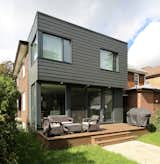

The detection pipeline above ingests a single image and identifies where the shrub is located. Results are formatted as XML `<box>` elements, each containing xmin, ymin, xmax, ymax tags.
<box><xmin>146</xmin><ymin>123</ymin><xmax>156</xmax><ymax>132</ymax></box>
<box><xmin>0</xmin><ymin>75</ymin><xmax>19</xmax><ymax>163</ymax></box>
<box><xmin>150</xmin><ymin>109</ymin><xmax>160</xmax><ymax>132</ymax></box>
<box><xmin>15</xmin><ymin>131</ymin><xmax>46</xmax><ymax>164</ymax></box>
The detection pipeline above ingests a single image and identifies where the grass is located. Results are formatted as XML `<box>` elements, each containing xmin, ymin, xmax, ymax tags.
<box><xmin>138</xmin><ymin>132</ymin><xmax>160</xmax><ymax>147</ymax></box>
<box><xmin>15</xmin><ymin>131</ymin><xmax>137</xmax><ymax>164</ymax></box>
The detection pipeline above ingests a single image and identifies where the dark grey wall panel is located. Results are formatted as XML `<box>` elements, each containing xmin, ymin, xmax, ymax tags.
<box><xmin>113</xmin><ymin>88</ymin><xmax>123</xmax><ymax>123</ymax></box>
<box><xmin>37</xmin><ymin>12</ymin><xmax>127</xmax><ymax>88</ymax></box>
<box><xmin>27</xmin><ymin>14</ymin><xmax>38</xmax><ymax>126</ymax></box>
<box><xmin>29</xmin><ymin>60</ymin><xmax>38</xmax><ymax>85</ymax></box>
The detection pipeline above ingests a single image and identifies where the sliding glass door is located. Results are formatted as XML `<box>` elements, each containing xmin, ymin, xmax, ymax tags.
<box><xmin>41</xmin><ymin>84</ymin><xmax>65</xmax><ymax>118</ymax></box>
<box><xmin>88</xmin><ymin>88</ymin><xmax>113</xmax><ymax>123</ymax></box>
<box><xmin>103</xmin><ymin>89</ymin><xmax>113</xmax><ymax>122</ymax></box>
<box><xmin>40</xmin><ymin>83</ymin><xmax>113</xmax><ymax>123</ymax></box>
<box><xmin>71</xmin><ymin>86</ymin><xmax>86</xmax><ymax>122</ymax></box>
<box><xmin>88</xmin><ymin>88</ymin><xmax>101</xmax><ymax>117</ymax></box>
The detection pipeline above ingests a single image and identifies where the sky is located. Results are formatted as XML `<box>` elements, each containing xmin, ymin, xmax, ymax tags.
<box><xmin>0</xmin><ymin>0</ymin><xmax>160</xmax><ymax>68</ymax></box>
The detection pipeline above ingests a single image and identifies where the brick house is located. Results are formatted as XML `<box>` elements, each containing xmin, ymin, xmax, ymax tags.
<box><xmin>14</xmin><ymin>41</ymin><xmax>29</xmax><ymax>128</ymax></box>
<box><xmin>128</xmin><ymin>66</ymin><xmax>145</xmax><ymax>88</ymax></box>
<box><xmin>125</xmin><ymin>66</ymin><xmax>160</xmax><ymax>114</ymax></box>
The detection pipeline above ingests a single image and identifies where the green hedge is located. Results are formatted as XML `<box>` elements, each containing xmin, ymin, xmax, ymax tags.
<box><xmin>0</xmin><ymin>75</ymin><xmax>19</xmax><ymax>163</ymax></box>
<box><xmin>149</xmin><ymin>109</ymin><xmax>160</xmax><ymax>132</ymax></box>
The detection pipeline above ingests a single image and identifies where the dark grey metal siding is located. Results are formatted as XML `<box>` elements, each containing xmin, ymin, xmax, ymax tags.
<box><xmin>36</xmin><ymin>12</ymin><xmax>127</xmax><ymax>88</ymax></box>
<box><xmin>113</xmin><ymin>88</ymin><xmax>123</xmax><ymax>123</ymax></box>
<box><xmin>27</xmin><ymin>14</ymin><xmax>38</xmax><ymax>126</ymax></box>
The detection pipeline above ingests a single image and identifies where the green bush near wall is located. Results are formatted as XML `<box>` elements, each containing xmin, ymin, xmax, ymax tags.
<box><xmin>0</xmin><ymin>75</ymin><xmax>19</xmax><ymax>164</ymax></box>
<box><xmin>149</xmin><ymin>109</ymin><xmax>160</xmax><ymax>132</ymax></box>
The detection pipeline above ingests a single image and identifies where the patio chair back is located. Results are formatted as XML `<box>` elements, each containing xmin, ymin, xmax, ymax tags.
<box><xmin>48</xmin><ymin>115</ymin><xmax>73</xmax><ymax>123</ymax></box>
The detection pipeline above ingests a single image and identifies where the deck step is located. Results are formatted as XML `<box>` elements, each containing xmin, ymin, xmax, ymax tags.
<box><xmin>91</xmin><ymin>131</ymin><xmax>133</xmax><ymax>144</ymax></box>
<box><xmin>92</xmin><ymin>131</ymin><xmax>131</xmax><ymax>140</ymax></box>
<box><xmin>96</xmin><ymin>135</ymin><xmax>137</xmax><ymax>146</ymax></box>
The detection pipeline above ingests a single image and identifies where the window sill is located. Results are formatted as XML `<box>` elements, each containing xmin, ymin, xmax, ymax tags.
<box><xmin>40</xmin><ymin>57</ymin><xmax>72</xmax><ymax>65</ymax></box>
<box><xmin>100</xmin><ymin>68</ymin><xmax>120</xmax><ymax>73</ymax></box>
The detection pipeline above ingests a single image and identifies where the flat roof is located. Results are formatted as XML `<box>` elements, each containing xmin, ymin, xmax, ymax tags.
<box><xmin>37</xmin><ymin>11</ymin><xmax>127</xmax><ymax>45</ymax></box>
<box><xmin>126</xmin><ymin>84</ymin><xmax>160</xmax><ymax>91</ymax></box>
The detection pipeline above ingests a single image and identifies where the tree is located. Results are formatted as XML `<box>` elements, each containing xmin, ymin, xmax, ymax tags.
<box><xmin>0</xmin><ymin>61</ymin><xmax>13</xmax><ymax>76</ymax></box>
<box><xmin>0</xmin><ymin>75</ymin><xmax>20</xmax><ymax>163</ymax></box>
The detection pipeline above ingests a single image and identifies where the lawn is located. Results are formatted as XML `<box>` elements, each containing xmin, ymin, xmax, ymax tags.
<box><xmin>138</xmin><ymin>132</ymin><xmax>160</xmax><ymax>147</ymax></box>
<box><xmin>15</xmin><ymin>132</ymin><xmax>137</xmax><ymax>164</ymax></box>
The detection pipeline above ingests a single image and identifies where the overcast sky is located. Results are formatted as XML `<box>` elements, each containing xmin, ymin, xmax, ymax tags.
<box><xmin>0</xmin><ymin>0</ymin><xmax>160</xmax><ymax>68</ymax></box>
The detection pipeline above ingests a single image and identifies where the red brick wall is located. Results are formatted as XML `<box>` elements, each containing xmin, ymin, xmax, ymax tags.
<box><xmin>127</xmin><ymin>90</ymin><xmax>137</xmax><ymax>110</ymax></box>
<box><xmin>126</xmin><ymin>89</ymin><xmax>160</xmax><ymax>113</ymax></box>
<box><xmin>17</xmin><ymin>55</ymin><xmax>29</xmax><ymax>127</ymax></box>
<box><xmin>138</xmin><ymin>90</ymin><xmax>154</xmax><ymax>112</ymax></box>
<box><xmin>154</xmin><ymin>92</ymin><xmax>160</xmax><ymax>111</ymax></box>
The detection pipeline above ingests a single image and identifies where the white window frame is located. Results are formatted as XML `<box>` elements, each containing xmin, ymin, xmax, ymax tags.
<box><xmin>22</xmin><ymin>92</ymin><xmax>26</xmax><ymax>111</ymax></box>
<box><xmin>134</xmin><ymin>73</ymin><xmax>139</xmax><ymax>86</ymax></box>
<box><xmin>22</xmin><ymin>65</ymin><xmax>25</xmax><ymax>78</ymax></box>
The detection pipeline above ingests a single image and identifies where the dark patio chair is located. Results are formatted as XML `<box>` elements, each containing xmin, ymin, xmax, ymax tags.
<box><xmin>42</xmin><ymin>115</ymin><xmax>81</xmax><ymax>136</ymax></box>
<box><xmin>82</xmin><ymin>115</ymin><xmax>100</xmax><ymax>132</ymax></box>
<box><xmin>42</xmin><ymin>116</ymin><xmax>64</xmax><ymax>137</ymax></box>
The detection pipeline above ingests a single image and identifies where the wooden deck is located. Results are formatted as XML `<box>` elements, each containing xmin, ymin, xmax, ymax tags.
<box><xmin>37</xmin><ymin>123</ymin><xmax>148</xmax><ymax>149</ymax></box>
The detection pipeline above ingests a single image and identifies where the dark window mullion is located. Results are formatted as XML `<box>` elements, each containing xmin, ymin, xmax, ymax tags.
<box><xmin>113</xmin><ymin>54</ymin><xmax>116</xmax><ymax>71</ymax></box>
<box><xmin>62</xmin><ymin>38</ymin><xmax>64</xmax><ymax>62</ymax></box>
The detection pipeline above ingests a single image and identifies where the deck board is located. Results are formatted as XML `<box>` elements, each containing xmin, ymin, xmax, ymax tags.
<box><xmin>37</xmin><ymin>123</ymin><xmax>148</xmax><ymax>149</ymax></box>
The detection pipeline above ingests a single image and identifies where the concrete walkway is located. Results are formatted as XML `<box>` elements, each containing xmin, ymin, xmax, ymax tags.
<box><xmin>104</xmin><ymin>141</ymin><xmax>160</xmax><ymax>164</ymax></box>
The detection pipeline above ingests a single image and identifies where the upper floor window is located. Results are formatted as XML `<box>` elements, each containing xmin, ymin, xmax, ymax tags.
<box><xmin>43</xmin><ymin>33</ymin><xmax>72</xmax><ymax>63</ymax></box>
<box><xmin>134</xmin><ymin>73</ymin><xmax>139</xmax><ymax>86</ymax></box>
<box><xmin>100</xmin><ymin>49</ymin><xmax>119</xmax><ymax>72</ymax></box>
<box><xmin>22</xmin><ymin>65</ymin><xmax>25</xmax><ymax>78</ymax></box>
<box><xmin>31</xmin><ymin>35</ymin><xmax>38</xmax><ymax>64</ymax></box>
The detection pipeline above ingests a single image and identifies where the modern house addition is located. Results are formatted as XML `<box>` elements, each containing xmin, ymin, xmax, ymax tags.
<box><xmin>13</xmin><ymin>12</ymin><xmax>127</xmax><ymax>130</ymax></box>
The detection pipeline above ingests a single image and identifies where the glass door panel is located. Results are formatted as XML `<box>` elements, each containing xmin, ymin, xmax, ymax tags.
<box><xmin>104</xmin><ymin>89</ymin><xmax>113</xmax><ymax>122</ymax></box>
<box><xmin>41</xmin><ymin>84</ymin><xmax>65</xmax><ymax>118</ymax></box>
<box><xmin>71</xmin><ymin>87</ymin><xmax>86</xmax><ymax>123</ymax></box>
<box><xmin>88</xmin><ymin>88</ymin><xmax>101</xmax><ymax>117</ymax></box>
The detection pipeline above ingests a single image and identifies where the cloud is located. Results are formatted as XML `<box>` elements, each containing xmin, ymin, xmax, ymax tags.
<box><xmin>128</xmin><ymin>21</ymin><xmax>160</xmax><ymax>68</ymax></box>
<box><xmin>0</xmin><ymin>49</ymin><xmax>16</xmax><ymax>62</ymax></box>
<box><xmin>1</xmin><ymin>0</ymin><xmax>160</xmax><ymax>65</ymax></box>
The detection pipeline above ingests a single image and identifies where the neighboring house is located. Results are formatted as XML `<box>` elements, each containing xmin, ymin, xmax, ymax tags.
<box><xmin>128</xmin><ymin>66</ymin><xmax>145</xmax><ymax>88</ymax></box>
<box><xmin>13</xmin><ymin>12</ymin><xmax>127</xmax><ymax>129</ymax></box>
<box><xmin>14</xmin><ymin>41</ymin><xmax>29</xmax><ymax>128</ymax></box>
<box><xmin>143</xmin><ymin>66</ymin><xmax>160</xmax><ymax>89</ymax></box>
<box><xmin>125</xmin><ymin>66</ymin><xmax>160</xmax><ymax>114</ymax></box>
